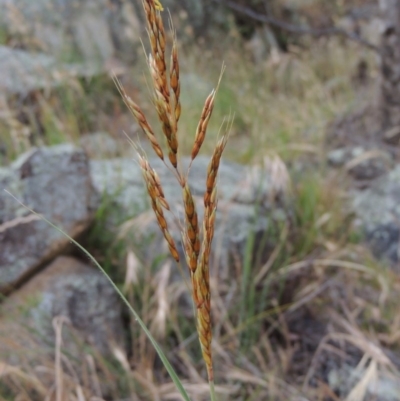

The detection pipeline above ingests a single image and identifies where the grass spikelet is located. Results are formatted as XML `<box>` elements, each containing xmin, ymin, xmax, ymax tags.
<box><xmin>193</xmin><ymin>188</ymin><xmax>218</xmax><ymax>385</ymax></box>
<box><xmin>191</xmin><ymin>89</ymin><xmax>216</xmax><ymax>161</ymax></box>
<box><xmin>191</xmin><ymin>66</ymin><xmax>225</xmax><ymax>162</ymax></box>
<box><xmin>138</xmin><ymin>155</ymin><xmax>179</xmax><ymax>262</ymax></box>
<box><xmin>149</xmin><ymin>53</ymin><xmax>170</xmax><ymax>117</ymax></box>
<box><xmin>113</xmin><ymin>77</ymin><xmax>164</xmax><ymax>160</ymax></box>
<box><xmin>148</xmin><ymin>54</ymin><xmax>178</xmax><ymax>168</ymax></box>
<box><xmin>182</xmin><ymin>232</ymin><xmax>196</xmax><ymax>275</ymax></box>
<box><xmin>143</xmin><ymin>0</ymin><xmax>168</xmax><ymax>101</ymax></box>
<box><xmin>152</xmin><ymin>169</ymin><xmax>170</xmax><ymax>210</ymax></box>
<box><xmin>170</xmin><ymin>37</ymin><xmax>181</xmax><ymax>122</ymax></box>
<box><xmin>192</xmin><ymin>121</ymin><xmax>232</xmax><ymax>385</ymax></box>
<box><xmin>191</xmin><ymin>125</ymin><xmax>231</xmax><ymax>385</ymax></box>
<box><xmin>193</xmin><ymin>254</ymin><xmax>213</xmax><ymax>382</ymax></box>
<box><xmin>182</xmin><ymin>182</ymin><xmax>200</xmax><ymax>273</ymax></box>
<box><xmin>204</xmin><ymin>188</ymin><xmax>217</xmax><ymax>244</ymax></box>
<box><xmin>204</xmin><ymin>132</ymin><xmax>229</xmax><ymax>207</ymax></box>
<box><xmin>138</xmin><ymin>155</ymin><xmax>170</xmax><ymax>210</ymax></box>
<box><xmin>143</xmin><ymin>0</ymin><xmax>180</xmax><ymax>169</ymax></box>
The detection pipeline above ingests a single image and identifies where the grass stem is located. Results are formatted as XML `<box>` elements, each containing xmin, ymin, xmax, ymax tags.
<box><xmin>209</xmin><ymin>380</ymin><xmax>217</xmax><ymax>401</ymax></box>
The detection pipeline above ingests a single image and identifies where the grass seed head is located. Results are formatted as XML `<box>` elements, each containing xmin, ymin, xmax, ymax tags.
<box><xmin>139</xmin><ymin>156</ymin><xmax>170</xmax><ymax>211</ymax></box>
<box><xmin>137</xmin><ymin>155</ymin><xmax>179</xmax><ymax>262</ymax></box>
<box><xmin>182</xmin><ymin>183</ymin><xmax>200</xmax><ymax>273</ymax></box>
<box><xmin>191</xmin><ymin>90</ymin><xmax>216</xmax><ymax>161</ymax></box>
<box><xmin>204</xmin><ymin>135</ymin><xmax>228</xmax><ymax>207</ymax></box>
<box><xmin>144</xmin><ymin>0</ymin><xmax>180</xmax><ymax>170</ymax></box>
<box><xmin>193</xmin><ymin>260</ymin><xmax>213</xmax><ymax>381</ymax></box>
<box><xmin>150</xmin><ymin>199</ymin><xmax>179</xmax><ymax>262</ymax></box>
<box><xmin>118</xmin><ymin>0</ymin><xmax>229</xmax><ymax>386</ymax></box>
<box><xmin>152</xmin><ymin>169</ymin><xmax>170</xmax><ymax>210</ymax></box>
<box><xmin>113</xmin><ymin>78</ymin><xmax>164</xmax><ymax>160</ymax></box>
<box><xmin>170</xmin><ymin>41</ymin><xmax>181</xmax><ymax>122</ymax></box>
<box><xmin>183</xmin><ymin>233</ymin><xmax>196</xmax><ymax>273</ymax></box>
<box><xmin>164</xmin><ymin>231</ymin><xmax>180</xmax><ymax>262</ymax></box>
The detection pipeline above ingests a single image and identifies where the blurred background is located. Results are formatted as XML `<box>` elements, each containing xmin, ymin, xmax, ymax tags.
<box><xmin>0</xmin><ymin>0</ymin><xmax>382</xmax><ymax>163</ymax></box>
<box><xmin>1</xmin><ymin>0</ymin><xmax>400</xmax><ymax>400</ymax></box>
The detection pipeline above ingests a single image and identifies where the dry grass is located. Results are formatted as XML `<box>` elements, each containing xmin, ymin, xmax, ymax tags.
<box><xmin>3</xmin><ymin>243</ymin><xmax>400</xmax><ymax>400</ymax></box>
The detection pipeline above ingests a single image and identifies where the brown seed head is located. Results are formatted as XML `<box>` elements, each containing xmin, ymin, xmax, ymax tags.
<box><xmin>149</xmin><ymin>56</ymin><xmax>178</xmax><ymax>168</ymax></box>
<box><xmin>204</xmin><ymin>135</ymin><xmax>228</xmax><ymax>207</ymax></box>
<box><xmin>182</xmin><ymin>183</ymin><xmax>200</xmax><ymax>273</ymax></box>
<box><xmin>191</xmin><ymin>90</ymin><xmax>216</xmax><ymax>161</ymax></box>
<box><xmin>191</xmin><ymin>65</ymin><xmax>225</xmax><ymax>163</ymax></box>
<box><xmin>164</xmin><ymin>231</ymin><xmax>180</xmax><ymax>262</ymax></box>
<box><xmin>170</xmin><ymin>40</ymin><xmax>181</xmax><ymax>122</ymax></box>
<box><xmin>144</xmin><ymin>1</ymin><xmax>173</xmax><ymax>151</ymax></box>
<box><xmin>139</xmin><ymin>156</ymin><xmax>170</xmax><ymax>210</ymax></box>
<box><xmin>183</xmin><ymin>233</ymin><xmax>196</xmax><ymax>273</ymax></box>
<box><xmin>150</xmin><ymin>199</ymin><xmax>179</xmax><ymax>262</ymax></box>
<box><xmin>113</xmin><ymin>78</ymin><xmax>164</xmax><ymax>160</ymax></box>
<box><xmin>193</xmin><ymin>258</ymin><xmax>213</xmax><ymax>381</ymax></box>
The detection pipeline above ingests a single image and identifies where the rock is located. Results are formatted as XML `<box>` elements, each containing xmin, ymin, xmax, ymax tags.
<box><xmin>0</xmin><ymin>144</ymin><xmax>99</xmax><ymax>292</ymax></box>
<box><xmin>337</xmin><ymin>4</ymin><xmax>381</xmax><ymax>47</ymax></box>
<box><xmin>79</xmin><ymin>132</ymin><xmax>120</xmax><ymax>159</ymax></box>
<box><xmin>383</xmin><ymin>125</ymin><xmax>400</xmax><ymax>145</ymax></box>
<box><xmin>70</xmin><ymin>3</ymin><xmax>114</xmax><ymax>64</ymax></box>
<box><xmin>327</xmin><ymin>146</ymin><xmax>392</xmax><ymax>180</ymax></box>
<box><xmin>328</xmin><ymin>363</ymin><xmax>400</xmax><ymax>401</ymax></box>
<box><xmin>326</xmin><ymin>103</ymin><xmax>381</xmax><ymax>149</ymax></box>
<box><xmin>327</xmin><ymin>147</ymin><xmax>350</xmax><ymax>167</ymax></box>
<box><xmin>0</xmin><ymin>45</ymin><xmax>104</xmax><ymax>96</ymax></box>
<box><xmin>0</xmin><ymin>256</ymin><xmax>125</xmax><ymax>362</ymax></box>
<box><xmin>0</xmin><ymin>0</ymin><xmax>141</xmax><ymax>64</ymax></box>
<box><xmin>89</xmin><ymin>156</ymin><xmax>290</xmax><ymax>275</ymax></box>
<box><xmin>352</xmin><ymin>165</ymin><xmax>400</xmax><ymax>266</ymax></box>
<box><xmin>161</xmin><ymin>0</ymin><xmax>227</xmax><ymax>38</ymax></box>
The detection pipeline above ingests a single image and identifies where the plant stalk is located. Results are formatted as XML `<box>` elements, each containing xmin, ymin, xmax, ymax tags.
<box><xmin>209</xmin><ymin>380</ymin><xmax>217</xmax><ymax>401</ymax></box>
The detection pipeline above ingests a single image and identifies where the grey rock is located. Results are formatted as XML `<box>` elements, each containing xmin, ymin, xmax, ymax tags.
<box><xmin>352</xmin><ymin>165</ymin><xmax>400</xmax><ymax>266</ymax></box>
<box><xmin>0</xmin><ymin>45</ymin><xmax>104</xmax><ymax>96</ymax></box>
<box><xmin>71</xmin><ymin>4</ymin><xmax>114</xmax><ymax>64</ymax></box>
<box><xmin>161</xmin><ymin>0</ymin><xmax>227</xmax><ymax>38</ymax></box>
<box><xmin>0</xmin><ymin>45</ymin><xmax>65</xmax><ymax>95</ymax></box>
<box><xmin>327</xmin><ymin>147</ymin><xmax>352</xmax><ymax>167</ymax></box>
<box><xmin>0</xmin><ymin>144</ymin><xmax>99</xmax><ymax>291</ymax></box>
<box><xmin>327</xmin><ymin>146</ymin><xmax>392</xmax><ymax>180</ymax></box>
<box><xmin>0</xmin><ymin>256</ymin><xmax>125</xmax><ymax>359</ymax></box>
<box><xmin>79</xmin><ymin>132</ymin><xmax>120</xmax><ymax>159</ymax></box>
<box><xmin>328</xmin><ymin>363</ymin><xmax>400</xmax><ymax>401</ymax></box>
<box><xmin>90</xmin><ymin>156</ymin><xmax>289</xmax><ymax>274</ymax></box>
<box><xmin>338</xmin><ymin>7</ymin><xmax>382</xmax><ymax>47</ymax></box>
<box><xmin>0</xmin><ymin>0</ymin><xmax>140</xmax><ymax>64</ymax></box>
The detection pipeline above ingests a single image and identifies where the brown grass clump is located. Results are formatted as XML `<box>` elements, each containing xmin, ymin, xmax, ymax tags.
<box><xmin>115</xmin><ymin>0</ymin><xmax>229</xmax><ymax>388</ymax></box>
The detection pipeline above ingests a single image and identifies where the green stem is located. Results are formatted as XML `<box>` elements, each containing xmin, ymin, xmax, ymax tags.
<box><xmin>209</xmin><ymin>381</ymin><xmax>217</xmax><ymax>401</ymax></box>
